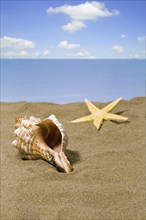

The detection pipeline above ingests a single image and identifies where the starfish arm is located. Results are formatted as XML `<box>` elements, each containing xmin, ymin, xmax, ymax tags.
<box><xmin>104</xmin><ymin>113</ymin><xmax>128</xmax><ymax>121</ymax></box>
<box><xmin>102</xmin><ymin>97</ymin><xmax>122</xmax><ymax>113</ymax></box>
<box><xmin>93</xmin><ymin>116</ymin><xmax>104</xmax><ymax>130</ymax></box>
<box><xmin>85</xmin><ymin>98</ymin><xmax>100</xmax><ymax>114</ymax></box>
<box><xmin>70</xmin><ymin>114</ymin><xmax>93</xmax><ymax>123</ymax></box>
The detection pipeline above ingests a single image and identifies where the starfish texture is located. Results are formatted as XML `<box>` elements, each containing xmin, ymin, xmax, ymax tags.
<box><xmin>70</xmin><ymin>97</ymin><xmax>128</xmax><ymax>130</ymax></box>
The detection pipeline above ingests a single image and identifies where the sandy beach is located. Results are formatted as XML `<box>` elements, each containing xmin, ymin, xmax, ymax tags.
<box><xmin>1</xmin><ymin>97</ymin><xmax>145</xmax><ymax>220</ymax></box>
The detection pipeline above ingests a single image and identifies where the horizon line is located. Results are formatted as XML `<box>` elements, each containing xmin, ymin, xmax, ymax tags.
<box><xmin>1</xmin><ymin>58</ymin><xmax>146</xmax><ymax>60</ymax></box>
<box><xmin>1</xmin><ymin>96</ymin><xmax>145</xmax><ymax>105</ymax></box>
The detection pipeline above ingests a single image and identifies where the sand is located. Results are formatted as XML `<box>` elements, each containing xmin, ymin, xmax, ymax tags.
<box><xmin>1</xmin><ymin>97</ymin><xmax>145</xmax><ymax>220</ymax></box>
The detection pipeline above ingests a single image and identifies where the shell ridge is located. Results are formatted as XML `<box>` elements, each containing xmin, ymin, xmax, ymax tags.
<box><xmin>48</xmin><ymin>115</ymin><xmax>68</xmax><ymax>149</ymax></box>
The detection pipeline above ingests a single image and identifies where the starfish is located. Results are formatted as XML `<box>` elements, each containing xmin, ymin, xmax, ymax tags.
<box><xmin>70</xmin><ymin>97</ymin><xmax>128</xmax><ymax>130</ymax></box>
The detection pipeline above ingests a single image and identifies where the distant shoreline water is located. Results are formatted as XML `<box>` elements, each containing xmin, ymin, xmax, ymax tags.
<box><xmin>1</xmin><ymin>59</ymin><xmax>145</xmax><ymax>104</ymax></box>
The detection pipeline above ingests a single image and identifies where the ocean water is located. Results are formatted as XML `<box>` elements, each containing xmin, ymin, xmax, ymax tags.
<box><xmin>1</xmin><ymin>59</ymin><xmax>145</xmax><ymax>103</ymax></box>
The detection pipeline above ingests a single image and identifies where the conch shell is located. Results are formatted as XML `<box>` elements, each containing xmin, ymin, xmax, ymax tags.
<box><xmin>12</xmin><ymin>114</ymin><xmax>73</xmax><ymax>173</ymax></box>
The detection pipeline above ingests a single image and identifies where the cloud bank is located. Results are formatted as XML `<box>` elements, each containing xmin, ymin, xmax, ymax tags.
<box><xmin>0</xmin><ymin>36</ymin><xmax>50</xmax><ymax>59</ymax></box>
<box><xmin>0</xmin><ymin>36</ymin><xmax>35</xmax><ymax>49</ymax></box>
<box><xmin>66</xmin><ymin>50</ymin><xmax>96</xmax><ymax>59</ymax></box>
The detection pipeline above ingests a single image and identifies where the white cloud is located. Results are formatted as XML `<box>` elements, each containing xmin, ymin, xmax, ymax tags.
<box><xmin>138</xmin><ymin>36</ymin><xmax>146</xmax><ymax>42</ymax></box>
<box><xmin>47</xmin><ymin>1</ymin><xmax>119</xmax><ymax>32</ymax></box>
<box><xmin>67</xmin><ymin>50</ymin><xmax>96</xmax><ymax>59</ymax></box>
<box><xmin>47</xmin><ymin>1</ymin><xmax>119</xmax><ymax>21</ymax></box>
<box><xmin>42</xmin><ymin>50</ymin><xmax>49</xmax><ymax>56</ymax></box>
<box><xmin>58</xmin><ymin>40</ymin><xmax>80</xmax><ymax>49</ymax></box>
<box><xmin>0</xmin><ymin>36</ymin><xmax>51</xmax><ymax>58</ymax></box>
<box><xmin>112</xmin><ymin>45</ymin><xmax>124</xmax><ymax>53</ymax></box>
<box><xmin>62</xmin><ymin>20</ymin><xmax>86</xmax><ymax>33</ymax></box>
<box><xmin>1</xmin><ymin>50</ymin><xmax>40</xmax><ymax>59</ymax></box>
<box><xmin>75</xmin><ymin>50</ymin><xmax>91</xmax><ymax>57</ymax></box>
<box><xmin>121</xmin><ymin>34</ymin><xmax>127</xmax><ymax>38</ymax></box>
<box><xmin>0</xmin><ymin>36</ymin><xmax>35</xmax><ymax>49</ymax></box>
<box><xmin>129</xmin><ymin>54</ymin><xmax>140</xmax><ymax>59</ymax></box>
<box><xmin>1</xmin><ymin>50</ymin><xmax>50</xmax><ymax>59</ymax></box>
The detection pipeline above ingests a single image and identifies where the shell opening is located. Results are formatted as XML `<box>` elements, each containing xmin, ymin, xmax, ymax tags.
<box><xmin>36</xmin><ymin>119</ymin><xmax>62</xmax><ymax>153</ymax></box>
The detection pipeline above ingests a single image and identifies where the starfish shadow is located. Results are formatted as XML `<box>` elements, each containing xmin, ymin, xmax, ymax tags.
<box><xmin>111</xmin><ymin>120</ymin><xmax>130</xmax><ymax>124</ymax></box>
<box><xmin>112</xmin><ymin>110</ymin><xmax>130</xmax><ymax>124</ymax></box>
<box><xmin>115</xmin><ymin>109</ymin><xmax>129</xmax><ymax>115</ymax></box>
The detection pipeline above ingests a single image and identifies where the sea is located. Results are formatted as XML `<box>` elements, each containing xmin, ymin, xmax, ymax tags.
<box><xmin>1</xmin><ymin>59</ymin><xmax>145</xmax><ymax>104</ymax></box>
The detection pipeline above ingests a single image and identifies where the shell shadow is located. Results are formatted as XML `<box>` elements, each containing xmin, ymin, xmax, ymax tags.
<box><xmin>65</xmin><ymin>149</ymin><xmax>81</xmax><ymax>165</ymax></box>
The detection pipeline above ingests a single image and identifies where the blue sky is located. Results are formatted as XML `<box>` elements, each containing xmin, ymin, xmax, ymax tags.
<box><xmin>0</xmin><ymin>0</ymin><xmax>146</xmax><ymax>59</ymax></box>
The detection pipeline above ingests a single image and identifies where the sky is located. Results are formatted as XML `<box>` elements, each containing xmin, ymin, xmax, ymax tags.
<box><xmin>0</xmin><ymin>0</ymin><xmax>146</xmax><ymax>59</ymax></box>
